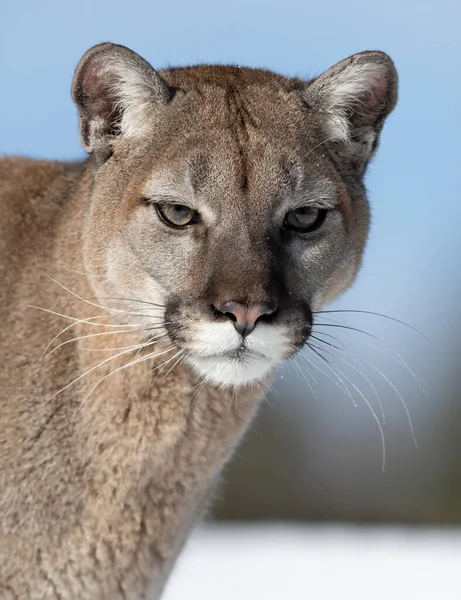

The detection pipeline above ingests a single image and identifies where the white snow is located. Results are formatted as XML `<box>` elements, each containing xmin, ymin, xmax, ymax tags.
<box><xmin>163</xmin><ymin>523</ymin><xmax>461</xmax><ymax>599</ymax></box>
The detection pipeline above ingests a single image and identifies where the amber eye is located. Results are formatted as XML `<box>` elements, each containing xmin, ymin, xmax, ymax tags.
<box><xmin>156</xmin><ymin>203</ymin><xmax>200</xmax><ymax>228</ymax></box>
<box><xmin>284</xmin><ymin>207</ymin><xmax>327</xmax><ymax>233</ymax></box>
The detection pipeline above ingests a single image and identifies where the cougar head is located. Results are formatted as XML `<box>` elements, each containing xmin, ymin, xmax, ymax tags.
<box><xmin>72</xmin><ymin>42</ymin><xmax>397</xmax><ymax>387</ymax></box>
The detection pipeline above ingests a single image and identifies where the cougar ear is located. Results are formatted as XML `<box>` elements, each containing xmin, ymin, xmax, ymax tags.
<box><xmin>72</xmin><ymin>42</ymin><xmax>174</xmax><ymax>160</ymax></box>
<box><xmin>305</xmin><ymin>51</ymin><xmax>398</xmax><ymax>173</ymax></box>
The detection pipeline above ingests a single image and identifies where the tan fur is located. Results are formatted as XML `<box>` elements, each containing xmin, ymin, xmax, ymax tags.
<box><xmin>0</xmin><ymin>44</ymin><xmax>397</xmax><ymax>598</ymax></box>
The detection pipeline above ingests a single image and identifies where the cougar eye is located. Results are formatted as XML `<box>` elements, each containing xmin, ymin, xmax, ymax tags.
<box><xmin>156</xmin><ymin>203</ymin><xmax>200</xmax><ymax>228</ymax></box>
<box><xmin>284</xmin><ymin>207</ymin><xmax>327</xmax><ymax>233</ymax></box>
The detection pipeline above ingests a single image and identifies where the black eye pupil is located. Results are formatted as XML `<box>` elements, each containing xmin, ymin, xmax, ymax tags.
<box><xmin>156</xmin><ymin>202</ymin><xmax>199</xmax><ymax>228</ymax></box>
<box><xmin>285</xmin><ymin>207</ymin><xmax>326</xmax><ymax>233</ymax></box>
<box><xmin>294</xmin><ymin>208</ymin><xmax>315</xmax><ymax>224</ymax></box>
<box><xmin>173</xmin><ymin>205</ymin><xmax>188</xmax><ymax>218</ymax></box>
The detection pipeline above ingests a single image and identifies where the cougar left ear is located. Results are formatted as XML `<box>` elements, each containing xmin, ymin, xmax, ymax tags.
<box><xmin>72</xmin><ymin>42</ymin><xmax>174</xmax><ymax>161</ymax></box>
<box><xmin>305</xmin><ymin>51</ymin><xmax>398</xmax><ymax>172</ymax></box>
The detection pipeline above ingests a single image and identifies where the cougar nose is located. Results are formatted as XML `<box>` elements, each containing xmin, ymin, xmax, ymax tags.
<box><xmin>213</xmin><ymin>301</ymin><xmax>277</xmax><ymax>338</ymax></box>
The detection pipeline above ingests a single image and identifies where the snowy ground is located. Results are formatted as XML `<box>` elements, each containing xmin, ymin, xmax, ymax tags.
<box><xmin>163</xmin><ymin>523</ymin><xmax>461</xmax><ymax>599</ymax></box>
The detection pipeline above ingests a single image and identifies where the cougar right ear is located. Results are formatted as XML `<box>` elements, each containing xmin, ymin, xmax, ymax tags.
<box><xmin>72</xmin><ymin>42</ymin><xmax>174</xmax><ymax>160</ymax></box>
<box><xmin>304</xmin><ymin>51</ymin><xmax>398</xmax><ymax>173</ymax></box>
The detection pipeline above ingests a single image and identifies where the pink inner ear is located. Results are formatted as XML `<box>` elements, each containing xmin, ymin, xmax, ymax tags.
<box><xmin>361</xmin><ymin>69</ymin><xmax>391</xmax><ymax>112</ymax></box>
<box><xmin>81</xmin><ymin>59</ymin><xmax>117</xmax><ymax>122</ymax></box>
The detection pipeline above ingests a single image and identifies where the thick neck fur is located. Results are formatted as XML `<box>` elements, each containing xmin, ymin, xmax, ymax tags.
<box><xmin>0</xmin><ymin>158</ymin><xmax>264</xmax><ymax>599</ymax></box>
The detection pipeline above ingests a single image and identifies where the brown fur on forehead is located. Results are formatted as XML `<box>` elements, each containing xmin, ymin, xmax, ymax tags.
<box><xmin>132</xmin><ymin>123</ymin><xmax>335</xmax><ymax>215</ymax></box>
<box><xmin>107</xmin><ymin>68</ymin><xmax>337</xmax><ymax>211</ymax></box>
<box><xmin>135</xmin><ymin>67</ymin><xmax>316</xmax><ymax>146</ymax></box>
<box><xmin>159</xmin><ymin>64</ymin><xmax>303</xmax><ymax>91</ymax></box>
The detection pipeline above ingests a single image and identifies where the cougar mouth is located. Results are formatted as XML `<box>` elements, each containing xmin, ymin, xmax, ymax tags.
<box><xmin>186</xmin><ymin>336</ymin><xmax>285</xmax><ymax>388</ymax></box>
<box><xmin>197</xmin><ymin>346</ymin><xmax>268</xmax><ymax>361</ymax></box>
<box><xmin>163</xmin><ymin>297</ymin><xmax>310</xmax><ymax>386</ymax></box>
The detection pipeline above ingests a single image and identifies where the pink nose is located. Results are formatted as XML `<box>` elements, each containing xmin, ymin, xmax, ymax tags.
<box><xmin>214</xmin><ymin>301</ymin><xmax>277</xmax><ymax>338</ymax></box>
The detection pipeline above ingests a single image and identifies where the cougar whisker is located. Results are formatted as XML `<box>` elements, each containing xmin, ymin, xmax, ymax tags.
<box><xmin>314</xmin><ymin>321</ymin><xmax>379</xmax><ymax>340</ymax></box>
<box><xmin>313</xmin><ymin>327</ymin><xmax>428</xmax><ymax>396</ymax></box>
<box><xmin>46</xmin><ymin>346</ymin><xmax>146</xmax><ymax>405</ymax></box>
<box><xmin>45</xmin><ymin>324</ymin><xmax>170</xmax><ymax>358</ymax></box>
<box><xmin>308</xmin><ymin>343</ymin><xmax>387</xmax><ymax>472</ymax></box>
<box><xmin>313</xmin><ymin>309</ymin><xmax>428</xmax><ymax>341</ymax></box>
<box><xmin>152</xmin><ymin>349</ymin><xmax>186</xmax><ymax>380</ymax></box>
<box><xmin>40</xmin><ymin>271</ymin><xmax>159</xmax><ymax>316</ymax></box>
<box><xmin>28</xmin><ymin>304</ymin><xmax>148</xmax><ymax>328</ymax></box>
<box><xmin>309</xmin><ymin>340</ymin><xmax>386</xmax><ymax>425</ymax></box>
<box><xmin>291</xmin><ymin>355</ymin><xmax>320</xmax><ymax>402</ymax></box>
<box><xmin>161</xmin><ymin>350</ymin><xmax>187</xmax><ymax>379</ymax></box>
<box><xmin>296</xmin><ymin>349</ymin><xmax>354</xmax><ymax>403</ymax></box>
<box><xmin>72</xmin><ymin>345</ymin><xmax>176</xmax><ymax>421</ymax></box>
<box><xmin>79</xmin><ymin>332</ymin><xmax>170</xmax><ymax>353</ymax></box>
<box><xmin>311</xmin><ymin>336</ymin><xmax>418</xmax><ymax>447</ymax></box>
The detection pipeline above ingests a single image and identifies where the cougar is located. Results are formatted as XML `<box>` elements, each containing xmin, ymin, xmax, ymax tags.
<box><xmin>0</xmin><ymin>42</ymin><xmax>397</xmax><ymax>599</ymax></box>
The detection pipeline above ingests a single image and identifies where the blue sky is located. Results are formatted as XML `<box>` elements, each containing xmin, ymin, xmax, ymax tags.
<box><xmin>1</xmin><ymin>0</ymin><xmax>460</xmax><ymax>455</ymax></box>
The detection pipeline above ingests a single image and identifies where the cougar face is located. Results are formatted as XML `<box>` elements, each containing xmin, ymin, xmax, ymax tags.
<box><xmin>75</xmin><ymin>44</ymin><xmax>397</xmax><ymax>387</ymax></box>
